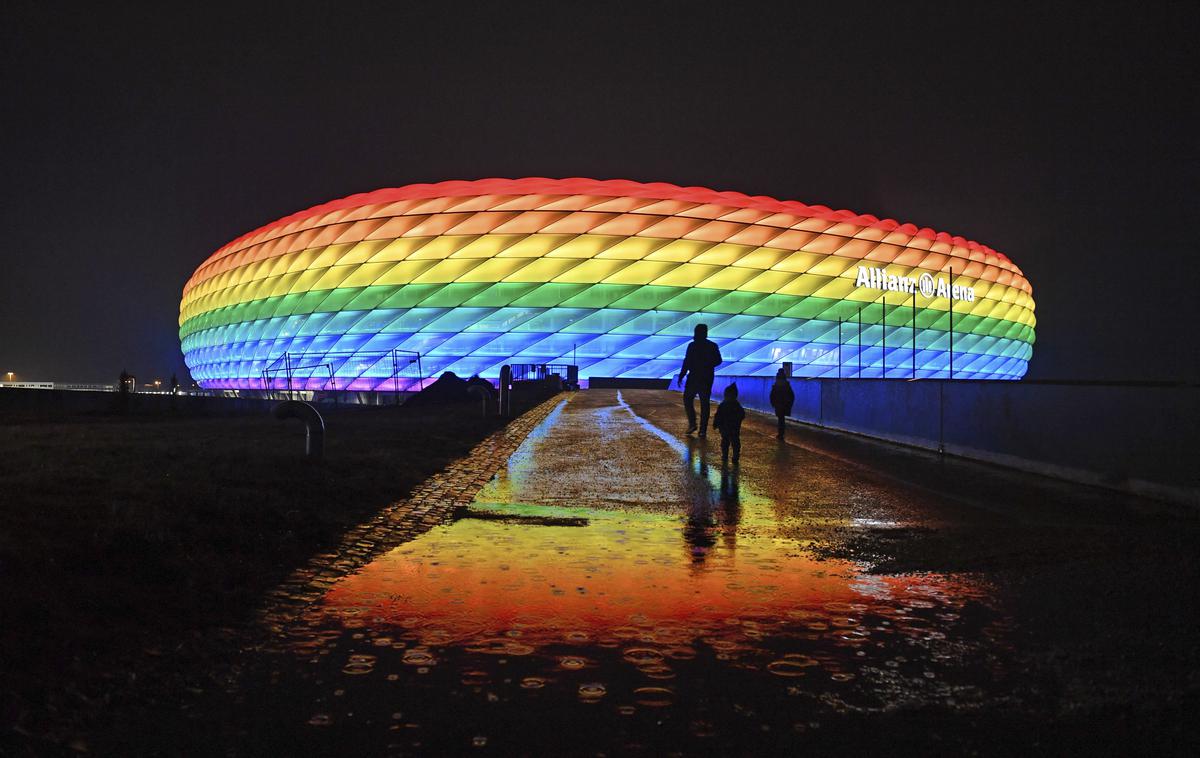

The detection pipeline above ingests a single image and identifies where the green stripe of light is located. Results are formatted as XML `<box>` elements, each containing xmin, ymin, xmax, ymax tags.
<box><xmin>181</xmin><ymin>282</ymin><xmax>1033</xmax><ymax>341</ymax></box>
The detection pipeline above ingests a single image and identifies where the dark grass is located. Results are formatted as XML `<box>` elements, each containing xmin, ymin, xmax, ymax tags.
<box><xmin>0</xmin><ymin>399</ymin><xmax>532</xmax><ymax>750</ymax></box>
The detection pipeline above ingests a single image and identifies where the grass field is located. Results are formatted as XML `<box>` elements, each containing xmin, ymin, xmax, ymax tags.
<box><xmin>0</xmin><ymin>397</ymin><xmax>533</xmax><ymax>749</ymax></box>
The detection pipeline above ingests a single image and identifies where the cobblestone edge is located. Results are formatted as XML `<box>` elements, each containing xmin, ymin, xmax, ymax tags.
<box><xmin>259</xmin><ymin>393</ymin><xmax>569</xmax><ymax>637</ymax></box>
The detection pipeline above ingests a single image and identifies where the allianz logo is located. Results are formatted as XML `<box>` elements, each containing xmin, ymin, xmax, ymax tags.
<box><xmin>854</xmin><ymin>265</ymin><xmax>976</xmax><ymax>302</ymax></box>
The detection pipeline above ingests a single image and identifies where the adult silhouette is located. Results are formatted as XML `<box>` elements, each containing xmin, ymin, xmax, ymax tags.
<box><xmin>676</xmin><ymin>323</ymin><xmax>722</xmax><ymax>437</ymax></box>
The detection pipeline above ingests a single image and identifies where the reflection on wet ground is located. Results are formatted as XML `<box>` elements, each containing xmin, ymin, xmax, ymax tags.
<box><xmin>274</xmin><ymin>391</ymin><xmax>1014</xmax><ymax>754</ymax></box>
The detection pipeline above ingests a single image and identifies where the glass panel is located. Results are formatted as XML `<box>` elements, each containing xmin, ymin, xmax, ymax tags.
<box><xmin>560</xmin><ymin>284</ymin><xmax>638</xmax><ymax>309</ymax></box>
<box><xmin>656</xmin><ymin>287</ymin><xmax>728</xmax><ymax>313</ymax></box>
<box><xmin>509</xmin><ymin>282</ymin><xmax>592</xmax><ymax>307</ymax></box>
<box><xmin>417</xmin><ymin>282</ymin><xmax>492</xmax><ymax>307</ymax></box>
<box><xmin>473</xmin><ymin>332</ymin><xmax>554</xmax><ymax>357</ymax></box>
<box><xmin>607</xmin><ymin>285</ymin><xmax>682</xmax><ymax>311</ymax></box>
<box><xmin>423</xmin><ymin>307</ymin><xmax>496</xmax><ymax>332</ymax></box>
<box><xmin>385</xmin><ymin>308</ymin><xmax>448</xmax><ymax>332</ymax></box>
<box><xmin>514</xmin><ymin>308</ymin><xmax>590</xmax><ymax>333</ymax></box>
<box><xmin>560</xmin><ymin>308</ymin><xmax>640</xmax><ymax>334</ymax></box>
<box><xmin>705</xmin><ymin>289</ymin><xmax>769</xmax><ymax>314</ymax></box>
<box><xmin>613</xmin><ymin>335</ymin><xmax>688</xmax><ymax>360</ymax></box>
<box><xmin>462</xmin><ymin>282</ymin><xmax>543</xmax><ymax>307</ymax></box>
<box><xmin>462</xmin><ymin>307</ymin><xmax>543</xmax><ymax>332</ymax></box>
<box><xmin>429</xmin><ymin>332</ymin><xmax>503</xmax><ymax>356</ymax></box>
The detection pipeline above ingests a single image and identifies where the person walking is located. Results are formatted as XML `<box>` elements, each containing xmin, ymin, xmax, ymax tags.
<box><xmin>676</xmin><ymin>323</ymin><xmax>722</xmax><ymax>436</ymax></box>
<box><xmin>713</xmin><ymin>383</ymin><xmax>745</xmax><ymax>465</ymax></box>
<box><xmin>769</xmin><ymin>368</ymin><xmax>795</xmax><ymax>439</ymax></box>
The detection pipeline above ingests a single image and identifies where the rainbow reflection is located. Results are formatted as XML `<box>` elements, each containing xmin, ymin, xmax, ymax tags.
<box><xmin>319</xmin><ymin>501</ymin><xmax>989</xmax><ymax>663</ymax></box>
<box><xmin>273</xmin><ymin>391</ymin><xmax>1015</xmax><ymax>752</ymax></box>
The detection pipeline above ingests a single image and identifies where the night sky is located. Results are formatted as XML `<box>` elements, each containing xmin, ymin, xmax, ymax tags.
<box><xmin>3</xmin><ymin>2</ymin><xmax>1196</xmax><ymax>384</ymax></box>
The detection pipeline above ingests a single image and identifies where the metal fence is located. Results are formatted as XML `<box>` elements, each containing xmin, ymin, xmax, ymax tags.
<box><xmin>260</xmin><ymin>350</ymin><xmax>423</xmax><ymax>399</ymax></box>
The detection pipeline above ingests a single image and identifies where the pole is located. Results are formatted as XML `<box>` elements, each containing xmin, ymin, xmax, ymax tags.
<box><xmin>948</xmin><ymin>265</ymin><xmax>955</xmax><ymax>380</ymax></box>
<box><xmin>499</xmin><ymin>365</ymin><xmax>512</xmax><ymax>417</ymax></box>
<box><xmin>857</xmin><ymin>306</ymin><xmax>862</xmax><ymax>378</ymax></box>
<box><xmin>938</xmin><ymin>380</ymin><xmax>945</xmax><ymax>454</ymax></box>
<box><xmin>392</xmin><ymin>350</ymin><xmax>401</xmax><ymax>405</ymax></box>
<box><xmin>881</xmin><ymin>295</ymin><xmax>886</xmax><ymax>378</ymax></box>
<box><xmin>912</xmin><ymin>290</ymin><xmax>917</xmax><ymax>379</ymax></box>
<box><xmin>837</xmin><ymin>319</ymin><xmax>843</xmax><ymax>379</ymax></box>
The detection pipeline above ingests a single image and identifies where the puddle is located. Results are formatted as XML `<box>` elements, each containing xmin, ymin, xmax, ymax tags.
<box><xmin>275</xmin><ymin>391</ymin><xmax>1013</xmax><ymax>753</ymax></box>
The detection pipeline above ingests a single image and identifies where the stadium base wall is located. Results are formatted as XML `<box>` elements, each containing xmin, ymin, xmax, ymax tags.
<box><xmin>698</xmin><ymin>377</ymin><xmax>1200</xmax><ymax>507</ymax></box>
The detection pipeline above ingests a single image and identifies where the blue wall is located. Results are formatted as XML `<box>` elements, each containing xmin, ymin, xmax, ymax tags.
<box><xmin>701</xmin><ymin>377</ymin><xmax>1200</xmax><ymax>507</ymax></box>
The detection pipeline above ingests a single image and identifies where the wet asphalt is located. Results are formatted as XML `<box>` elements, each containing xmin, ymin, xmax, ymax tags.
<box><xmin>174</xmin><ymin>390</ymin><xmax>1198</xmax><ymax>756</ymax></box>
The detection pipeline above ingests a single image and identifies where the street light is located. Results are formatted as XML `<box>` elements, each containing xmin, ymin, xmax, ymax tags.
<box><xmin>4</xmin><ymin>372</ymin><xmax>13</xmax><ymax>382</ymax></box>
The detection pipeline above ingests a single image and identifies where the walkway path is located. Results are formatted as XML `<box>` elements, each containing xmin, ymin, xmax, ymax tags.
<box><xmin>215</xmin><ymin>390</ymin><xmax>1198</xmax><ymax>755</ymax></box>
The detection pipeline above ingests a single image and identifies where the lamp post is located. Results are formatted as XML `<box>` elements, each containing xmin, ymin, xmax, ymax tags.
<box><xmin>837</xmin><ymin>319</ymin><xmax>842</xmax><ymax>379</ymax></box>
<box><xmin>880</xmin><ymin>294</ymin><xmax>887</xmax><ymax>378</ymax></box>
<box><xmin>912</xmin><ymin>290</ymin><xmax>917</xmax><ymax>379</ymax></box>
<box><xmin>4</xmin><ymin>372</ymin><xmax>13</xmax><ymax>383</ymax></box>
<box><xmin>857</xmin><ymin>306</ymin><xmax>862</xmax><ymax>378</ymax></box>
<box><xmin>948</xmin><ymin>265</ymin><xmax>955</xmax><ymax>380</ymax></box>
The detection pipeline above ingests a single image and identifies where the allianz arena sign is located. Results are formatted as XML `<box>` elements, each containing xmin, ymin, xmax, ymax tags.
<box><xmin>854</xmin><ymin>265</ymin><xmax>976</xmax><ymax>303</ymax></box>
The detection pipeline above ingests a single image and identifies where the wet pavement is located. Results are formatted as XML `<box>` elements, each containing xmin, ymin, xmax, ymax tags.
<box><xmin>227</xmin><ymin>389</ymin><xmax>1134</xmax><ymax>756</ymax></box>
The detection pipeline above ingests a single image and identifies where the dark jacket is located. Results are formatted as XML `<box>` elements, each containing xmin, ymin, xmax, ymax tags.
<box><xmin>680</xmin><ymin>339</ymin><xmax>722</xmax><ymax>386</ymax></box>
<box><xmin>713</xmin><ymin>399</ymin><xmax>745</xmax><ymax>436</ymax></box>
<box><xmin>769</xmin><ymin>379</ymin><xmax>795</xmax><ymax>415</ymax></box>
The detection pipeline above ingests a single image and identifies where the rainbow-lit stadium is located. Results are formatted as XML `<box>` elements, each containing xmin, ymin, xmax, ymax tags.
<box><xmin>179</xmin><ymin>178</ymin><xmax>1036</xmax><ymax>390</ymax></box>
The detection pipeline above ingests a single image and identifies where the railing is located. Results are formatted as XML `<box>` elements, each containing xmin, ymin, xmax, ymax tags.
<box><xmin>260</xmin><ymin>349</ymin><xmax>423</xmax><ymax>400</ymax></box>
<box><xmin>508</xmin><ymin>363</ymin><xmax>578</xmax><ymax>386</ymax></box>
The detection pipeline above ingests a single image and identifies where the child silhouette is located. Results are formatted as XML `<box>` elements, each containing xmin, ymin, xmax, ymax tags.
<box><xmin>712</xmin><ymin>383</ymin><xmax>745</xmax><ymax>465</ymax></box>
<box><xmin>769</xmin><ymin>368</ymin><xmax>795</xmax><ymax>439</ymax></box>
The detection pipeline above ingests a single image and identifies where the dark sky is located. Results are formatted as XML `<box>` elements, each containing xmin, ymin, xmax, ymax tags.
<box><xmin>2</xmin><ymin>2</ymin><xmax>1196</xmax><ymax>383</ymax></box>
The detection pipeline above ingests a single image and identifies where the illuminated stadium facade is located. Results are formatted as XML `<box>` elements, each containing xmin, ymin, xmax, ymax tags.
<box><xmin>179</xmin><ymin>178</ymin><xmax>1036</xmax><ymax>390</ymax></box>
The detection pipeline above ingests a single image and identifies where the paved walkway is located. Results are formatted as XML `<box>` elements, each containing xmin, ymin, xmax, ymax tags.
<box><xmin>224</xmin><ymin>389</ymin><xmax>1197</xmax><ymax>756</ymax></box>
<box><xmin>476</xmin><ymin>389</ymin><xmax>976</xmax><ymax>525</ymax></box>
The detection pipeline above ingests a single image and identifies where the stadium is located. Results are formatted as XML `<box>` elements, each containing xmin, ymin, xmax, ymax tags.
<box><xmin>179</xmin><ymin>178</ymin><xmax>1035</xmax><ymax>390</ymax></box>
